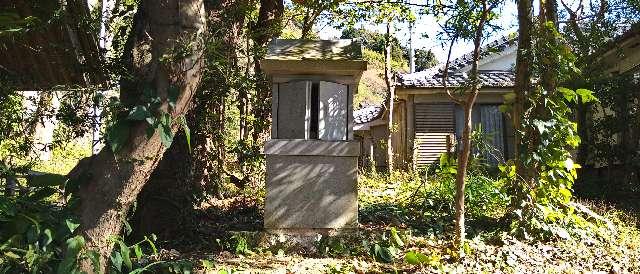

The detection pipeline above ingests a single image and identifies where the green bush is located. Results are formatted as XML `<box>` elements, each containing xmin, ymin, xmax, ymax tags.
<box><xmin>0</xmin><ymin>172</ymin><xmax>196</xmax><ymax>273</ymax></box>
<box><xmin>0</xmin><ymin>185</ymin><xmax>80</xmax><ymax>273</ymax></box>
<box><xmin>358</xmin><ymin>167</ymin><xmax>508</xmax><ymax>233</ymax></box>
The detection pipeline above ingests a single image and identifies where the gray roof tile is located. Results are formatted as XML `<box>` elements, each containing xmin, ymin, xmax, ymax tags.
<box><xmin>354</xmin><ymin>105</ymin><xmax>384</xmax><ymax>124</ymax></box>
<box><xmin>399</xmin><ymin>71</ymin><xmax>515</xmax><ymax>88</ymax></box>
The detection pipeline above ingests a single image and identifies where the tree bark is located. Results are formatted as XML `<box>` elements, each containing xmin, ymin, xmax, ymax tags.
<box><xmin>539</xmin><ymin>0</ymin><xmax>559</xmax><ymax>94</ymax></box>
<box><xmin>453</xmin><ymin>0</ymin><xmax>490</xmax><ymax>250</ymax></box>
<box><xmin>385</xmin><ymin>21</ymin><xmax>394</xmax><ymax>173</ymax></box>
<box><xmin>70</xmin><ymin>0</ymin><xmax>206</xmax><ymax>271</ymax></box>
<box><xmin>513</xmin><ymin>0</ymin><xmax>533</xmax><ymax>186</ymax></box>
<box><xmin>132</xmin><ymin>0</ymin><xmax>253</xmax><ymax>239</ymax></box>
<box><xmin>522</xmin><ymin>0</ymin><xmax>558</xmax><ymax>189</ymax></box>
<box><xmin>129</xmin><ymin>131</ymin><xmax>195</xmax><ymax>241</ymax></box>
<box><xmin>251</xmin><ymin>0</ymin><xmax>284</xmax><ymax>146</ymax></box>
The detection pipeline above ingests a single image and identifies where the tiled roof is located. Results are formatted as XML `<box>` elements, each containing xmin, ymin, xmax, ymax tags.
<box><xmin>398</xmin><ymin>34</ymin><xmax>517</xmax><ymax>88</ymax></box>
<box><xmin>354</xmin><ymin>35</ymin><xmax>517</xmax><ymax>125</ymax></box>
<box><xmin>354</xmin><ymin>105</ymin><xmax>384</xmax><ymax>124</ymax></box>
<box><xmin>440</xmin><ymin>35</ymin><xmax>517</xmax><ymax>74</ymax></box>
<box><xmin>398</xmin><ymin>71</ymin><xmax>515</xmax><ymax>88</ymax></box>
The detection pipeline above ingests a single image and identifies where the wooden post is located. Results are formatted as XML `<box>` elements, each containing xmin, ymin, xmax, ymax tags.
<box><xmin>385</xmin><ymin>21</ymin><xmax>395</xmax><ymax>173</ymax></box>
<box><xmin>369</xmin><ymin>134</ymin><xmax>375</xmax><ymax>173</ymax></box>
<box><xmin>407</xmin><ymin>95</ymin><xmax>415</xmax><ymax>171</ymax></box>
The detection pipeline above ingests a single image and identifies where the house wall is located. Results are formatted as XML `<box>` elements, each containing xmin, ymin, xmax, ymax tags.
<box><xmin>477</xmin><ymin>48</ymin><xmax>517</xmax><ymax>71</ymax></box>
<box><xmin>459</xmin><ymin>45</ymin><xmax>517</xmax><ymax>72</ymax></box>
<box><xmin>585</xmin><ymin>34</ymin><xmax>640</xmax><ymax>168</ymax></box>
<box><xmin>354</xmin><ymin>100</ymin><xmax>406</xmax><ymax>171</ymax></box>
<box><xmin>600</xmin><ymin>34</ymin><xmax>640</xmax><ymax>75</ymax></box>
<box><xmin>357</xmin><ymin>89</ymin><xmax>514</xmax><ymax>170</ymax></box>
<box><xmin>22</xmin><ymin>91</ymin><xmax>60</xmax><ymax>161</ymax></box>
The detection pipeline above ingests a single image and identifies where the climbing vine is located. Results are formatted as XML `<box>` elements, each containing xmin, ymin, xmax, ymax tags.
<box><xmin>501</xmin><ymin>22</ymin><xmax>601</xmax><ymax>240</ymax></box>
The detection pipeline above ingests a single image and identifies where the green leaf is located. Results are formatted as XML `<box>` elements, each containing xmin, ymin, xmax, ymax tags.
<box><xmin>65</xmin><ymin>219</ymin><xmax>80</xmax><ymax>233</ymax></box>
<box><xmin>127</xmin><ymin>106</ymin><xmax>150</xmax><ymax>121</ymax></box>
<box><xmin>110</xmin><ymin>250</ymin><xmax>123</xmax><ymax>272</ymax></box>
<box><xmin>564</xmin><ymin>158</ymin><xmax>574</xmax><ymax>170</ymax></box>
<box><xmin>129</xmin><ymin>261</ymin><xmax>164</xmax><ymax>274</ymax></box>
<box><xmin>390</xmin><ymin>227</ymin><xmax>404</xmax><ymax>247</ymax></box>
<box><xmin>559</xmin><ymin>187</ymin><xmax>572</xmax><ymax>201</ymax></box>
<box><xmin>43</xmin><ymin>229</ymin><xmax>53</xmax><ymax>248</ymax></box>
<box><xmin>576</xmin><ymin>88</ymin><xmax>598</xmax><ymax>103</ymax></box>
<box><xmin>4</xmin><ymin>251</ymin><xmax>20</xmax><ymax>259</ymax></box>
<box><xmin>118</xmin><ymin>240</ymin><xmax>132</xmax><ymax>270</ymax></box>
<box><xmin>558</xmin><ymin>87</ymin><xmax>576</xmax><ymax>102</ymax></box>
<box><xmin>502</xmin><ymin>92</ymin><xmax>516</xmax><ymax>103</ymax></box>
<box><xmin>160</xmin><ymin>124</ymin><xmax>174</xmax><ymax>148</ymax></box>
<box><xmin>180</xmin><ymin>116</ymin><xmax>191</xmax><ymax>151</ymax></box>
<box><xmin>498</xmin><ymin>104</ymin><xmax>510</xmax><ymax>114</ymax></box>
<box><xmin>145</xmin><ymin>236</ymin><xmax>158</xmax><ymax>255</ymax></box>
<box><xmin>404</xmin><ymin>251</ymin><xmax>420</xmax><ymax>265</ymax></box>
<box><xmin>533</xmin><ymin>120</ymin><xmax>548</xmax><ymax>134</ymax></box>
<box><xmin>373</xmin><ymin>244</ymin><xmax>393</xmax><ymax>263</ymax></box>
<box><xmin>416</xmin><ymin>252</ymin><xmax>429</xmax><ymax>264</ymax></box>
<box><xmin>133</xmin><ymin>244</ymin><xmax>142</xmax><ymax>260</ymax></box>
<box><xmin>201</xmin><ymin>259</ymin><xmax>215</xmax><ymax>270</ymax></box>
<box><xmin>145</xmin><ymin>116</ymin><xmax>156</xmax><ymax>126</ymax></box>
<box><xmin>106</xmin><ymin>121</ymin><xmax>130</xmax><ymax>152</ymax></box>
<box><xmin>123</xmin><ymin>220</ymin><xmax>132</xmax><ymax>236</ymax></box>
<box><xmin>85</xmin><ymin>250</ymin><xmax>101</xmax><ymax>274</ymax></box>
<box><xmin>161</xmin><ymin>112</ymin><xmax>172</xmax><ymax>127</ymax></box>
<box><xmin>57</xmin><ymin>235</ymin><xmax>85</xmax><ymax>274</ymax></box>
<box><xmin>379</xmin><ymin>246</ymin><xmax>393</xmax><ymax>263</ymax></box>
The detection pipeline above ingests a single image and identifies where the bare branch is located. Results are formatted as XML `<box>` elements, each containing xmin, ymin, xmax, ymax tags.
<box><xmin>442</xmin><ymin>36</ymin><xmax>464</xmax><ymax>105</ymax></box>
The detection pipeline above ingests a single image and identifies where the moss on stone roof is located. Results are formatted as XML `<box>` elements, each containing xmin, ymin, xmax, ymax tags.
<box><xmin>266</xmin><ymin>39</ymin><xmax>363</xmax><ymax>61</ymax></box>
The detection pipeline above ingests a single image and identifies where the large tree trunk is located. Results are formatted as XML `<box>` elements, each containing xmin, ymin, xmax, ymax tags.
<box><xmin>129</xmin><ymin>131</ymin><xmax>195</xmax><ymax>240</ymax></box>
<box><xmin>513</xmin><ymin>0</ymin><xmax>533</xmax><ymax>188</ymax></box>
<box><xmin>131</xmin><ymin>0</ymin><xmax>250</xmax><ymax>238</ymax></box>
<box><xmin>520</xmin><ymin>0</ymin><xmax>558</xmax><ymax>190</ymax></box>
<box><xmin>539</xmin><ymin>0</ymin><xmax>559</xmax><ymax>95</ymax></box>
<box><xmin>70</xmin><ymin>0</ymin><xmax>206</xmax><ymax>270</ymax></box>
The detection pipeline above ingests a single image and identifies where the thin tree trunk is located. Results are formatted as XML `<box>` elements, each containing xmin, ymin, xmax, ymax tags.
<box><xmin>453</xmin><ymin>0</ymin><xmax>490</xmax><ymax>250</ymax></box>
<box><xmin>385</xmin><ymin>21</ymin><xmax>394</xmax><ymax>173</ymax></box>
<box><xmin>300</xmin><ymin>11</ymin><xmax>314</xmax><ymax>39</ymax></box>
<box><xmin>70</xmin><ymin>0</ymin><xmax>206</xmax><ymax>271</ymax></box>
<box><xmin>213</xmin><ymin>96</ymin><xmax>226</xmax><ymax>199</ymax></box>
<box><xmin>251</xmin><ymin>0</ymin><xmax>284</xmax><ymax>145</ymax></box>
<box><xmin>454</xmin><ymin>96</ymin><xmax>474</xmax><ymax>248</ymax></box>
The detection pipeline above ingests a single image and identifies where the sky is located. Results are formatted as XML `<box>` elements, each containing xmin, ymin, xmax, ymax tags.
<box><xmin>317</xmin><ymin>1</ymin><xmax>519</xmax><ymax>63</ymax></box>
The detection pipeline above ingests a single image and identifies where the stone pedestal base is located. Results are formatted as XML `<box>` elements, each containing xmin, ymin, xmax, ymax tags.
<box><xmin>264</xmin><ymin>139</ymin><xmax>359</xmax><ymax>229</ymax></box>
